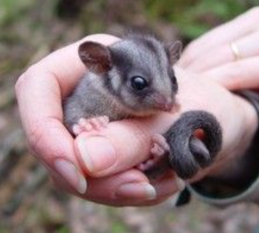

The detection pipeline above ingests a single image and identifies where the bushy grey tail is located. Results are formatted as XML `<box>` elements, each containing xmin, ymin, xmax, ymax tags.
<box><xmin>164</xmin><ymin>110</ymin><xmax>222</xmax><ymax>179</ymax></box>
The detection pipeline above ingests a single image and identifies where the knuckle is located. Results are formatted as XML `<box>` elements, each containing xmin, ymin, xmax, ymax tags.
<box><xmin>15</xmin><ymin>65</ymin><xmax>39</xmax><ymax>94</ymax></box>
<box><xmin>247</xmin><ymin>7</ymin><xmax>259</xmax><ymax>21</ymax></box>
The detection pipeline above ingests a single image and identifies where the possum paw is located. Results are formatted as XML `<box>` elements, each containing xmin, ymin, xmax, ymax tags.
<box><xmin>151</xmin><ymin>134</ymin><xmax>170</xmax><ymax>156</ymax></box>
<box><xmin>137</xmin><ymin>134</ymin><xmax>170</xmax><ymax>172</ymax></box>
<box><xmin>72</xmin><ymin>116</ymin><xmax>109</xmax><ymax>136</ymax></box>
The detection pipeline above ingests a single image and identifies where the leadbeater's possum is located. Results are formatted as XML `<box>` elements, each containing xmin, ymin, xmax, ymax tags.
<box><xmin>63</xmin><ymin>34</ymin><xmax>222</xmax><ymax>179</ymax></box>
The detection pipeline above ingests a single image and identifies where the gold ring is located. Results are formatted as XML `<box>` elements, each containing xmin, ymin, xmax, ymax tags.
<box><xmin>230</xmin><ymin>42</ymin><xmax>241</xmax><ymax>60</ymax></box>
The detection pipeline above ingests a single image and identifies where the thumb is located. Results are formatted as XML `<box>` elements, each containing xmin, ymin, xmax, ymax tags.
<box><xmin>74</xmin><ymin>114</ymin><xmax>176</xmax><ymax>177</ymax></box>
<box><xmin>203</xmin><ymin>57</ymin><xmax>259</xmax><ymax>90</ymax></box>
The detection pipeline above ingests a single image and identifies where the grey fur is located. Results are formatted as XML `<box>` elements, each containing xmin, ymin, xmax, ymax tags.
<box><xmin>63</xmin><ymin>34</ymin><xmax>181</xmax><ymax>132</ymax></box>
<box><xmin>165</xmin><ymin>110</ymin><xmax>223</xmax><ymax>179</ymax></box>
<box><xmin>144</xmin><ymin>111</ymin><xmax>222</xmax><ymax>180</ymax></box>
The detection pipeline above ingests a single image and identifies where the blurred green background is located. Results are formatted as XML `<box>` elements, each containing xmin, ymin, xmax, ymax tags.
<box><xmin>1</xmin><ymin>0</ymin><xmax>259</xmax><ymax>233</ymax></box>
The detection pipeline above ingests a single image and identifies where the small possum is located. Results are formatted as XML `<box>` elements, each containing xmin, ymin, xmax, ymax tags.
<box><xmin>63</xmin><ymin>34</ymin><xmax>223</xmax><ymax>180</ymax></box>
<box><xmin>63</xmin><ymin>34</ymin><xmax>181</xmax><ymax>134</ymax></box>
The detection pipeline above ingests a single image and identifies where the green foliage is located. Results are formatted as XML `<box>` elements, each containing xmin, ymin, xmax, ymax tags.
<box><xmin>0</xmin><ymin>0</ymin><xmax>34</xmax><ymax>26</ymax></box>
<box><xmin>144</xmin><ymin>0</ymin><xmax>258</xmax><ymax>39</ymax></box>
<box><xmin>111</xmin><ymin>221</ymin><xmax>128</xmax><ymax>233</ymax></box>
<box><xmin>56</xmin><ymin>226</ymin><xmax>70</xmax><ymax>233</ymax></box>
<box><xmin>0</xmin><ymin>227</ymin><xmax>8</xmax><ymax>233</ymax></box>
<box><xmin>79</xmin><ymin>0</ymin><xmax>108</xmax><ymax>34</ymax></box>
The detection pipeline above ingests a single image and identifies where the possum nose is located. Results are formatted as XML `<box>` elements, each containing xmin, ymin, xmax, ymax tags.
<box><xmin>155</xmin><ymin>96</ymin><xmax>174</xmax><ymax>111</ymax></box>
<box><xmin>162</xmin><ymin>101</ymin><xmax>174</xmax><ymax>111</ymax></box>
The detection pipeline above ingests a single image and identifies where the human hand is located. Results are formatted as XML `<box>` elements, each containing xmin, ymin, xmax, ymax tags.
<box><xmin>16</xmin><ymin>34</ymin><xmax>184</xmax><ymax>206</ymax></box>
<box><xmin>178</xmin><ymin>7</ymin><xmax>259</xmax><ymax>91</ymax></box>
<box><xmin>15</xmin><ymin>34</ymin><xmax>257</xmax><ymax>206</ymax></box>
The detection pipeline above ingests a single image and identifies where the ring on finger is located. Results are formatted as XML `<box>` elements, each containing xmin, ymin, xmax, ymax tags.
<box><xmin>230</xmin><ymin>42</ymin><xmax>241</xmax><ymax>61</ymax></box>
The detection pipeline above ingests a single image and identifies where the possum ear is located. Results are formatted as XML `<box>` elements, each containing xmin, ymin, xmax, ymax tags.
<box><xmin>78</xmin><ymin>41</ymin><xmax>112</xmax><ymax>73</ymax></box>
<box><xmin>167</xmin><ymin>41</ymin><xmax>182</xmax><ymax>65</ymax></box>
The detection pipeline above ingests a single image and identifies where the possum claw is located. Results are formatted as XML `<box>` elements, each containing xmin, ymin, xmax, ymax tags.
<box><xmin>72</xmin><ymin>116</ymin><xmax>109</xmax><ymax>136</ymax></box>
<box><xmin>137</xmin><ymin>134</ymin><xmax>170</xmax><ymax>174</ymax></box>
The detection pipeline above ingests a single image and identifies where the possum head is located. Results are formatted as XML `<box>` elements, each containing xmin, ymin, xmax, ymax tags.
<box><xmin>78</xmin><ymin>36</ymin><xmax>181</xmax><ymax>116</ymax></box>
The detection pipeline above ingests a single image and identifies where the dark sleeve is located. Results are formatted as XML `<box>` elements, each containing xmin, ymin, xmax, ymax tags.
<box><xmin>177</xmin><ymin>90</ymin><xmax>259</xmax><ymax>207</ymax></box>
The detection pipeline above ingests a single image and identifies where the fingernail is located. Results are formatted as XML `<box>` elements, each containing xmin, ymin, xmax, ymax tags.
<box><xmin>115</xmin><ymin>183</ymin><xmax>157</xmax><ymax>200</ymax></box>
<box><xmin>54</xmin><ymin>159</ymin><xmax>87</xmax><ymax>194</ymax></box>
<box><xmin>175</xmin><ymin>176</ymin><xmax>186</xmax><ymax>191</ymax></box>
<box><xmin>77</xmin><ymin>136</ymin><xmax>117</xmax><ymax>174</ymax></box>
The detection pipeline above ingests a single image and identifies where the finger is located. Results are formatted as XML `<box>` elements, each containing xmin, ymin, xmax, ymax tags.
<box><xmin>74</xmin><ymin>113</ymin><xmax>177</xmax><ymax>178</ymax></box>
<box><xmin>185</xmin><ymin>31</ymin><xmax>259</xmax><ymax>72</ymax></box>
<box><xmin>150</xmin><ymin>172</ymin><xmax>185</xmax><ymax>198</ymax></box>
<box><xmin>85</xmin><ymin>169</ymin><xmax>152</xmax><ymax>206</ymax></box>
<box><xmin>179</xmin><ymin>8</ymin><xmax>259</xmax><ymax>67</ymax></box>
<box><xmin>202</xmin><ymin>57</ymin><xmax>259</xmax><ymax>90</ymax></box>
<box><xmin>15</xmin><ymin>34</ymin><xmax>119</xmax><ymax>195</ymax></box>
<box><xmin>51</xmin><ymin>167</ymin><xmax>169</xmax><ymax>207</ymax></box>
<box><xmin>84</xmin><ymin>170</ymin><xmax>184</xmax><ymax>207</ymax></box>
<box><xmin>16</xmin><ymin>62</ymin><xmax>90</xmax><ymax>195</ymax></box>
<box><xmin>126</xmin><ymin>173</ymin><xmax>186</xmax><ymax>206</ymax></box>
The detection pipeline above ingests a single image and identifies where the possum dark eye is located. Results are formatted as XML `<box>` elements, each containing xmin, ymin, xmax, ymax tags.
<box><xmin>131</xmin><ymin>76</ymin><xmax>148</xmax><ymax>91</ymax></box>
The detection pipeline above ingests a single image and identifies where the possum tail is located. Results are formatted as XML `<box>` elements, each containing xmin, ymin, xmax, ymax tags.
<box><xmin>164</xmin><ymin>110</ymin><xmax>222</xmax><ymax>179</ymax></box>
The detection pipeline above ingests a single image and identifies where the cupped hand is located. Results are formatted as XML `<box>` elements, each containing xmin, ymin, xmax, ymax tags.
<box><xmin>15</xmin><ymin>34</ymin><xmax>257</xmax><ymax>207</ymax></box>
<box><xmin>179</xmin><ymin>7</ymin><xmax>259</xmax><ymax>90</ymax></box>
